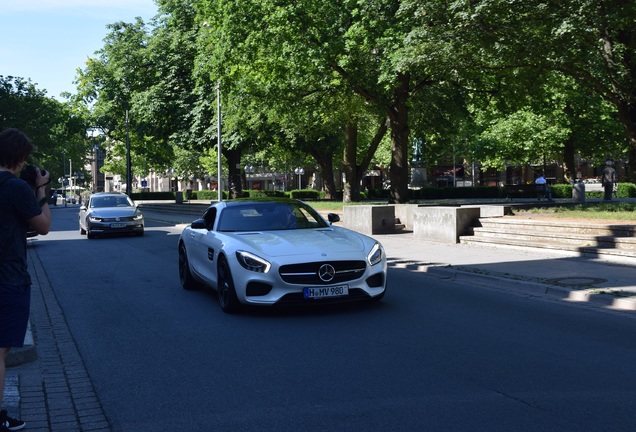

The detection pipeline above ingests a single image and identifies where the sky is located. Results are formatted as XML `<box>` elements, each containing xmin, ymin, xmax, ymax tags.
<box><xmin>1</xmin><ymin>0</ymin><xmax>159</xmax><ymax>100</ymax></box>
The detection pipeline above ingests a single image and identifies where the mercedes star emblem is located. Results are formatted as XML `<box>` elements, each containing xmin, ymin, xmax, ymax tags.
<box><xmin>318</xmin><ymin>264</ymin><xmax>336</xmax><ymax>282</ymax></box>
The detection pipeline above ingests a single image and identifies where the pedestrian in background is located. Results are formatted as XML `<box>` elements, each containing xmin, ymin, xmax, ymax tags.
<box><xmin>535</xmin><ymin>172</ymin><xmax>553</xmax><ymax>201</ymax></box>
<box><xmin>0</xmin><ymin>128</ymin><xmax>51</xmax><ymax>432</ymax></box>
<box><xmin>601</xmin><ymin>158</ymin><xmax>617</xmax><ymax>201</ymax></box>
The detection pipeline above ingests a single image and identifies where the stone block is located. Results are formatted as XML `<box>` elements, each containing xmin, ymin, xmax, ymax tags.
<box><xmin>390</xmin><ymin>204</ymin><xmax>417</xmax><ymax>230</ymax></box>
<box><xmin>460</xmin><ymin>204</ymin><xmax>512</xmax><ymax>218</ymax></box>
<box><xmin>413</xmin><ymin>206</ymin><xmax>480</xmax><ymax>243</ymax></box>
<box><xmin>343</xmin><ymin>205</ymin><xmax>395</xmax><ymax>235</ymax></box>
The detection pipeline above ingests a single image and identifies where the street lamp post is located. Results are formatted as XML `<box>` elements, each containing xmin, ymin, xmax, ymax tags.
<box><xmin>217</xmin><ymin>82</ymin><xmax>222</xmax><ymax>202</ymax></box>
<box><xmin>125</xmin><ymin>110</ymin><xmax>132</xmax><ymax>196</ymax></box>
<box><xmin>74</xmin><ymin>172</ymin><xmax>84</xmax><ymax>204</ymax></box>
<box><xmin>294</xmin><ymin>167</ymin><xmax>305</xmax><ymax>190</ymax></box>
<box><xmin>69</xmin><ymin>159</ymin><xmax>73</xmax><ymax>204</ymax></box>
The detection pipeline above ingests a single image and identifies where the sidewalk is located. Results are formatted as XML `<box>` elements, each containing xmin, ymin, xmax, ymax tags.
<box><xmin>5</xmin><ymin>244</ymin><xmax>111</xmax><ymax>431</ymax></box>
<box><xmin>373</xmin><ymin>231</ymin><xmax>636</xmax><ymax>312</ymax></box>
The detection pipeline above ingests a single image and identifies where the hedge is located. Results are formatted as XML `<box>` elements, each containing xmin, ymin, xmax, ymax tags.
<box><xmin>131</xmin><ymin>182</ymin><xmax>636</xmax><ymax>203</ymax></box>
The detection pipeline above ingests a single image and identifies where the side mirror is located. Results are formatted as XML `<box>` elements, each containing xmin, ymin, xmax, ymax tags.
<box><xmin>327</xmin><ymin>213</ymin><xmax>340</xmax><ymax>224</ymax></box>
<box><xmin>190</xmin><ymin>218</ymin><xmax>207</xmax><ymax>230</ymax></box>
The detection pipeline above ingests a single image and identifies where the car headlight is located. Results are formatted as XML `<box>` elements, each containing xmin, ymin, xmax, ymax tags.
<box><xmin>367</xmin><ymin>242</ymin><xmax>384</xmax><ymax>266</ymax></box>
<box><xmin>88</xmin><ymin>216</ymin><xmax>102</xmax><ymax>222</ymax></box>
<box><xmin>133</xmin><ymin>212</ymin><xmax>143</xmax><ymax>220</ymax></box>
<box><xmin>236</xmin><ymin>251</ymin><xmax>271</xmax><ymax>273</ymax></box>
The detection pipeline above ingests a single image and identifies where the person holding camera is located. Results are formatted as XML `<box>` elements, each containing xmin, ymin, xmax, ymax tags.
<box><xmin>0</xmin><ymin>128</ymin><xmax>51</xmax><ymax>432</ymax></box>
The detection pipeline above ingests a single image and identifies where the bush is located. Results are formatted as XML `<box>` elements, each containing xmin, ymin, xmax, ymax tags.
<box><xmin>196</xmin><ymin>190</ymin><xmax>237</xmax><ymax>200</ymax></box>
<box><xmin>365</xmin><ymin>188</ymin><xmax>390</xmax><ymax>200</ymax></box>
<box><xmin>550</xmin><ymin>184</ymin><xmax>572</xmax><ymax>198</ymax></box>
<box><xmin>131</xmin><ymin>191</ymin><xmax>176</xmax><ymax>200</ymax></box>
<box><xmin>408</xmin><ymin>186</ymin><xmax>500</xmax><ymax>200</ymax></box>
<box><xmin>582</xmin><ymin>182</ymin><xmax>635</xmax><ymax>199</ymax></box>
<box><xmin>245</xmin><ymin>189</ymin><xmax>286</xmax><ymax>198</ymax></box>
<box><xmin>617</xmin><ymin>182</ymin><xmax>636</xmax><ymax>198</ymax></box>
<box><xmin>289</xmin><ymin>189</ymin><xmax>321</xmax><ymax>200</ymax></box>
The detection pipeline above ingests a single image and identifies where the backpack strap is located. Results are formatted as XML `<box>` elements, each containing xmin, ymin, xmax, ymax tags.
<box><xmin>0</xmin><ymin>171</ymin><xmax>18</xmax><ymax>265</ymax></box>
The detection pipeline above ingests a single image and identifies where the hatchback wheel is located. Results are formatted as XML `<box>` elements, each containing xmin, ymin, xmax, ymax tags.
<box><xmin>218</xmin><ymin>257</ymin><xmax>240</xmax><ymax>313</ymax></box>
<box><xmin>178</xmin><ymin>243</ymin><xmax>200</xmax><ymax>291</ymax></box>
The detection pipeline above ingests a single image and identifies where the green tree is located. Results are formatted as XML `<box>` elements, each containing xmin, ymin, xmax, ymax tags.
<box><xmin>452</xmin><ymin>0</ymin><xmax>636</xmax><ymax>181</ymax></box>
<box><xmin>197</xmin><ymin>0</ymin><xmax>469</xmax><ymax>203</ymax></box>
<box><xmin>0</xmin><ymin>75</ymin><xmax>91</xmax><ymax>186</ymax></box>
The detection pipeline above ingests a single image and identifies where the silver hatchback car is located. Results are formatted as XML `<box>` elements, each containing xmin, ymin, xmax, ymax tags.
<box><xmin>78</xmin><ymin>192</ymin><xmax>144</xmax><ymax>239</ymax></box>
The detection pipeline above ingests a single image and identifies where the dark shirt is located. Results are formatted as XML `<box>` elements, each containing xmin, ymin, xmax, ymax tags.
<box><xmin>602</xmin><ymin>167</ymin><xmax>616</xmax><ymax>184</ymax></box>
<box><xmin>0</xmin><ymin>171</ymin><xmax>42</xmax><ymax>286</ymax></box>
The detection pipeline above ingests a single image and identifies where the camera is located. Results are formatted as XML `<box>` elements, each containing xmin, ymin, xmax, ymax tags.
<box><xmin>20</xmin><ymin>165</ymin><xmax>51</xmax><ymax>201</ymax></box>
<box><xmin>20</xmin><ymin>164</ymin><xmax>47</xmax><ymax>188</ymax></box>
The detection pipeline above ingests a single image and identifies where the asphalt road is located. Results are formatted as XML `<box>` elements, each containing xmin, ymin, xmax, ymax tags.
<box><xmin>28</xmin><ymin>206</ymin><xmax>636</xmax><ymax>431</ymax></box>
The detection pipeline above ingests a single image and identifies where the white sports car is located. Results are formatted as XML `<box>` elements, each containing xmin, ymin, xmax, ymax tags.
<box><xmin>178</xmin><ymin>198</ymin><xmax>387</xmax><ymax>313</ymax></box>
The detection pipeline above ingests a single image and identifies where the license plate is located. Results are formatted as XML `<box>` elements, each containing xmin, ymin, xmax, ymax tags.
<box><xmin>110</xmin><ymin>223</ymin><xmax>126</xmax><ymax>228</ymax></box>
<box><xmin>304</xmin><ymin>285</ymin><xmax>349</xmax><ymax>299</ymax></box>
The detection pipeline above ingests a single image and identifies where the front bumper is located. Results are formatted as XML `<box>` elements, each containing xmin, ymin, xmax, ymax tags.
<box><xmin>232</xmin><ymin>259</ymin><xmax>387</xmax><ymax>307</ymax></box>
<box><xmin>87</xmin><ymin>221</ymin><xmax>144</xmax><ymax>234</ymax></box>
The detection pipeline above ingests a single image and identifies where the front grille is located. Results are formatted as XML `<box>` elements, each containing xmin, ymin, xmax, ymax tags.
<box><xmin>101</xmin><ymin>216</ymin><xmax>136</xmax><ymax>222</ymax></box>
<box><xmin>279</xmin><ymin>260</ymin><xmax>366</xmax><ymax>285</ymax></box>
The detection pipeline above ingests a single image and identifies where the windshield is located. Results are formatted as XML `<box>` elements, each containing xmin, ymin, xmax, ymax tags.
<box><xmin>90</xmin><ymin>196</ymin><xmax>133</xmax><ymax>208</ymax></box>
<box><xmin>217</xmin><ymin>202</ymin><xmax>328</xmax><ymax>232</ymax></box>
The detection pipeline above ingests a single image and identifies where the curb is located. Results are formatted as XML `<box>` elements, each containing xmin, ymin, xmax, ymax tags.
<box><xmin>5</xmin><ymin>321</ymin><xmax>37</xmax><ymax>367</ymax></box>
<box><xmin>424</xmin><ymin>265</ymin><xmax>636</xmax><ymax>312</ymax></box>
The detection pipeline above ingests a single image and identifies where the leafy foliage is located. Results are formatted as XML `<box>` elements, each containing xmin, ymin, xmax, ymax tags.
<box><xmin>0</xmin><ymin>75</ymin><xmax>91</xmax><ymax>184</ymax></box>
<box><xmin>7</xmin><ymin>0</ymin><xmax>636</xmax><ymax>199</ymax></box>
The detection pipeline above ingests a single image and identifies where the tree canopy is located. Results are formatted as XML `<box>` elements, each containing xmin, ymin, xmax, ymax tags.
<box><xmin>3</xmin><ymin>0</ymin><xmax>634</xmax><ymax>201</ymax></box>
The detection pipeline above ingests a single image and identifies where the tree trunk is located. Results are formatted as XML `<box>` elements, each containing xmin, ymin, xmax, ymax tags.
<box><xmin>562</xmin><ymin>136</ymin><xmax>575</xmax><ymax>183</ymax></box>
<box><xmin>319</xmin><ymin>159</ymin><xmax>337</xmax><ymax>200</ymax></box>
<box><xmin>222</xmin><ymin>148</ymin><xmax>242</xmax><ymax>198</ymax></box>
<box><xmin>616</xmin><ymin>102</ymin><xmax>636</xmax><ymax>183</ymax></box>
<box><xmin>342</xmin><ymin>121</ymin><xmax>360</xmax><ymax>203</ymax></box>
<box><xmin>387</xmin><ymin>73</ymin><xmax>411</xmax><ymax>204</ymax></box>
<box><xmin>307</xmin><ymin>146</ymin><xmax>338</xmax><ymax>200</ymax></box>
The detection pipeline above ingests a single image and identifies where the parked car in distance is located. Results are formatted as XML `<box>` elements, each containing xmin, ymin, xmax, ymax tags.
<box><xmin>78</xmin><ymin>192</ymin><xmax>144</xmax><ymax>239</ymax></box>
<box><xmin>178</xmin><ymin>198</ymin><xmax>387</xmax><ymax>313</ymax></box>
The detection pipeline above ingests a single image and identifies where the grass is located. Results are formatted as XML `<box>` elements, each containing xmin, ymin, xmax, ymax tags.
<box><xmin>512</xmin><ymin>202</ymin><xmax>636</xmax><ymax>221</ymax></box>
<box><xmin>309</xmin><ymin>200</ymin><xmax>386</xmax><ymax>212</ymax></box>
<box><xmin>310</xmin><ymin>200</ymin><xmax>636</xmax><ymax>221</ymax></box>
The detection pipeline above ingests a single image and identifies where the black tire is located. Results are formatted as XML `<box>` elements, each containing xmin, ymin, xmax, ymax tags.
<box><xmin>87</xmin><ymin>230</ymin><xmax>95</xmax><ymax>239</ymax></box>
<box><xmin>178</xmin><ymin>242</ymin><xmax>200</xmax><ymax>291</ymax></box>
<box><xmin>217</xmin><ymin>257</ymin><xmax>240</xmax><ymax>313</ymax></box>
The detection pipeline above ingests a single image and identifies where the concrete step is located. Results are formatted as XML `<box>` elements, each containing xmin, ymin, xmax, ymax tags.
<box><xmin>471</xmin><ymin>227</ymin><xmax>636</xmax><ymax>251</ymax></box>
<box><xmin>477</xmin><ymin>217</ymin><xmax>636</xmax><ymax>237</ymax></box>
<box><xmin>461</xmin><ymin>216</ymin><xmax>636</xmax><ymax>261</ymax></box>
<box><xmin>460</xmin><ymin>235</ymin><xmax>636</xmax><ymax>259</ymax></box>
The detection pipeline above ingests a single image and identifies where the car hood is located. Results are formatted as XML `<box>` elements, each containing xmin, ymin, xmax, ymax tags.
<box><xmin>226</xmin><ymin>227</ymin><xmax>369</xmax><ymax>258</ymax></box>
<box><xmin>89</xmin><ymin>208</ymin><xmax>139</xmax><ymax>217</ymax></box>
